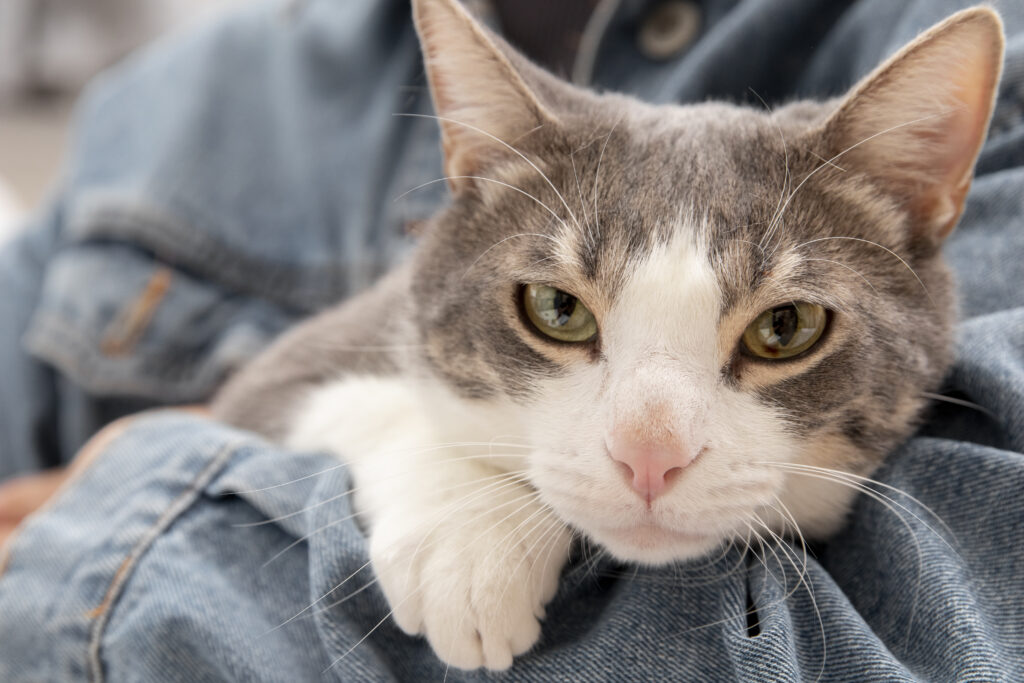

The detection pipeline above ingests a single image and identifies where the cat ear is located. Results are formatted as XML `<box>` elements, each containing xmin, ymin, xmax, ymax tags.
<box><xmin>412</xmin><ymin>0</ymin><xmax>556</xmax><ymax>192</ymax></box>
<box><xmin>820</xmin><ymin>8</ymin><xmax>1004</xmax><ymax>244</ymax></box>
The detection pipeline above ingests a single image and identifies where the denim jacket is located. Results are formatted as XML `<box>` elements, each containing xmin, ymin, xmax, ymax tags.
<box><xmin>1</xmin><ymin>0</ymin><xmax>1023</xmax><ymax>680</ymax></box>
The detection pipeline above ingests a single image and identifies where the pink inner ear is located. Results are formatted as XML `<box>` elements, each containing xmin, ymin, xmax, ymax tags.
<box><xmin>414</xmin><ymin>0</ymin><xmax>554</xmax><ymax>192</ymax></box>
<box><xmin>916</xmin><ymin>43</ymin><xmax>1002</xmax><ymax>239</ymax></box>
<box><xmin>824</xmin><ymin>8</ymin><xmax>1003</xmax><ymax>243</ymax></box>
<box><xmin>908</xmin><ymin>104</ymin><xmax>981</xmax><ymax>240</ymax></box>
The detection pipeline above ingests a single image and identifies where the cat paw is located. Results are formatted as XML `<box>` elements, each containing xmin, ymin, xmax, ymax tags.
<box><xmin>369</xmin><ymin>499</ymin><xmax>571</xmax><ymax>670</ymax></box>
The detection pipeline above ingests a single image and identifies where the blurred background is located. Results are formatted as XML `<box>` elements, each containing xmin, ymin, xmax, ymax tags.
<box><xmin>0</xmin><ymin>0</ymin><xmax>239</xmax><ymax>240</ymax></box>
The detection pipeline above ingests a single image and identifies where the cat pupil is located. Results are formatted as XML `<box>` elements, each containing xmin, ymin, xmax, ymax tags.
<box><xmin>771</xmin><ymin>306</ymin><xmax>799</xmax><ymax>346</ymax></box>
<box><xmin>552</xmin><ymin>291</ymin><xmax>576</xmax><ymax>326</ymax></box>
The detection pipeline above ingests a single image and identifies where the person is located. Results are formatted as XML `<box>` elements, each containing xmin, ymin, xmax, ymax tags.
<box><xmin>1</xmin><ymin>0</ymin><xmax>1023</xmax><ymax>679</ymax></box>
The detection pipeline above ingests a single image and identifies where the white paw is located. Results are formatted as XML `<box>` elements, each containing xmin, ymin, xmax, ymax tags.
<box><xmin>370</xmin><ymin>494</ymin><xmax>571</xmax><ymax>670</ymax></box>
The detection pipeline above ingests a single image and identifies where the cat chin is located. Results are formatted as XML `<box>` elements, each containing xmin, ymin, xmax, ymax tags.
<box><xmin>588</xmin><ymin>523</ymin><xmax>727</xmax><ymax>566</ymax></box>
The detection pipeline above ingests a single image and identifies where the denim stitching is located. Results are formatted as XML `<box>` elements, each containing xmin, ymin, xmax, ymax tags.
<box><xmin>100</xmin><ymin>267</ymin><xmax>173</xmax><ymax>357</ymax></box>
<box><xmin>86</xmin><ymin>439</ymin><xmax>243</xmax><ymax>683</ymax></box>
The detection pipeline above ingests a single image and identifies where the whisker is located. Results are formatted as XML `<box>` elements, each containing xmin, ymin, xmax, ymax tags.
<box><xmin>591</xmin><ymin>114</ymin><xmax>624</xmax><ymax>244</ymax></box>
<box><xmin>463</xmin><ymin>231</ymin><xmax>580</xmax><ymax>282</ymax></box>
<box><xmin>762</xmin><ymin>500</ymin><xmax>827</xmax><ymax>682</ymax></box>
<box><xmin>229</xmin><ymin>442</ymin><xmax>531</xmax><ymax>496</ymax></box>
<box><xmin>396</xmin><ymin>112</ymin><xmax>583</xmax><ymax>231</ymax></box>
<box><xmin>765</xmin><ymin>109</ymin><xmax>954</xmax><ymax>257</ymax></box>
<box><xmin>761</xmin><ymin>461</ymin><xmax>954</xmax><ymax>542</ymax></box>
<box><xmin>801</xmin><ymin>257</ymin><xmax>880</xmax><ymax>295</ymax></box>
<box><xmin>764</xmin><ymin>466</ymin><xmax>929</xmax><ymax>651</ymax></box>
<box><xmin>233</xmin><ymin>458</ymin><xmax>527</xmax><ymax>529</ymax></box>
<box><xmin>569</xmin><ymin>148</ymin><xmax>594</xmax><ymax>250</ymax></box>
<box><xmin>808</xmin><ymin>150</ymin><xmax>846</xmax><ymax>172</ymax></box>
<box><xmin>786</xmin><ymin>236</ymin><xmax>933</xmax><ymax>305</ymax></box>
<box><xmin>920</xmin><ymin>392</ymin><xmax>996</xmax><ymax>418</ymax></box>
<box><xmin>395</xmin><ymin>175</ymin><xmax>568</xmax><ymax>231</ymax></box>
<box><xmin>304</xmin><ymin>480</ymin><xmax>541</xmax><ymax>627</ymax></box>
<box><xmin>444</xmin><ymin>507</ymin><xmax>564</xmax><ymax>675</ymax></box>
<box><xmin>747</xmin><ymin>88</ymin><xmax>791</xmax><ymax>254</ymax></box>
<box><xmin>259</xmin><ymin>469</ymin><xmax>530</xmax><ymax>568</ymax></box>
<box><xmin>635</xmin><ymin>520</ymin><xmax>801</xmax><ymax>641</ymax></box>
<box><xmin>324</xmin><ymin>490</ymin><xmax>548</xmax><ymax>673</ymax></box>
<box><xmin>282</xmin><ymin>484</ymin><xmax>542</xmax><ymax>642</ymax></box>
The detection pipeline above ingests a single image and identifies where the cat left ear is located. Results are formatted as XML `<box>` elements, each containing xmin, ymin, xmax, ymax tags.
<box><xmin>412</xmin><ymin>0</ymin><xmax>556</xmax><ymax>193</ymax></box>
<box><xmin>820</xmin><ymin>7</ymin><xmax>1004</xmax><ymax>245</ymax></box>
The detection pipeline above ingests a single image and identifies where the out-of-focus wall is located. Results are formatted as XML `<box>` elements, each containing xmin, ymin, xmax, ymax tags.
<box><xmin>0</xmin><ymin>0</ymin><xmax>241</xmax><ymax>239</ymax></box>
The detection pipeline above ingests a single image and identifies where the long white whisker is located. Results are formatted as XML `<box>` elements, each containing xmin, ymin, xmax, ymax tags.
<box><xmin>920</xmin><ymin>392</ymin><xmax>996</xmax><ymax>418</ymax></box>
<box><xmin>761</xmin><ymin>461</ymin><xmax>955</xmax><ymax>542</ymax></box>
<box><xmin>755</xmin><ymin>510</ymin><xmax>826</xmax><ymax>682</ymax></box>
<box><xmin>304</xmin><ymin>480</ymin><xmax>539</xmax><ymax>626</ymax></box>
<box><xmin>462</xmin><ymin>232</ymin><xmax>575</xmax><ymax>282</ymax></box>
<box><xmin>445</xmin><ymin>507</ymin><xmax>562</xmax><ymax>677</ymax></box>
<box><xmin>396</xmin><ymin>112</ymin><xmax>582</xmax><ymax>230</ymax></box>
<box><xmin>230</xmin><ymin>442</ymin><xmax>531</xmax><ymax>496</ymax></box>
<box><xmin>802</xmin><ymin>257</ymin><xmax>880</xmax><ymax>295</ymax></box>
<box><xmin>766</xmin><ymin>109</ymin><xmax>954</xmax><ymax>256</ymax></box>
<box><xmin>786</xmin><ymin>236</ymin><xmax>933</xmax><ymax>305</ymax></box>
<box><xmin>259</xmin><ymin>469</ymin><xmax>530</xmax><ymax>569</ymax></box>
<box><xmin>570</xmin><ymin>148</ymin><xmax>594</xmax><ymax>250</ymax></box>
<box><xmin>765</xmin><ymin>468</ymin><xmax>928</xmax><ymax>651</ymax></box>
<box><xmin>282</xmin><ymin>484</ymin><xmax>541</xmax><ymax>640</ymax></box>
<box><xmin>324</xmin><ymin>490</ymin><xmax>547</xmax><ymax>673</ymax></box>
<box><xmin>233</xmin><ymin>454</ymin><xmax>529</xmax><ymax>527</ymax></box>
<box><xmin>395</xmin><ymin>175</ymin><xmax>568</xmax><ymax>230</ymax></box>
<box><xmin>747</xmin><ymin>88</ymin><xmax>791</xmax><ymax>253</ymax></box>
<box><xmin>591</xmin><ymin>115</ymin><xmax>624</xmax><ymax>244</ymax></box>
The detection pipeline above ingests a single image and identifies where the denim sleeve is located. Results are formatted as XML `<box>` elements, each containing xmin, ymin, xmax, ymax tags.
<box><xmin>0</xmin><ymin>413</ymin><xmax>343</xmax><ymax>682</ymax></box>
<box><xmin>0</xmin><ymin>0</ymin><xmax>440</xmax><ymax>474</ymax></box>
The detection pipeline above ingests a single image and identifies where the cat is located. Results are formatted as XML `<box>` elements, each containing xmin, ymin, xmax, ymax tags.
<box><xmin>212</xmin><ymin>0</ymin><xmax>1004</xmax><ymax>671</ymax></box>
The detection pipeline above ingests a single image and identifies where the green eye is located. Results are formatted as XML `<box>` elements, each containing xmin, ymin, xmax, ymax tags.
<box><xmin>522</xmin><ymin>284</ymin><xmax>598</xmax><ymax>343</ymax></box>
<box><xmin>743</xmin><ymin>302</ymin><xmax>828</xmax><ymax>359</ymax></box>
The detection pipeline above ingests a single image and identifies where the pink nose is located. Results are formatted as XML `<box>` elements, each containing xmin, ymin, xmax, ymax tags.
<box><xmin>609</xmin><ymin>437</ymin><xmax>696</xmax><ymax>502</ymax></box>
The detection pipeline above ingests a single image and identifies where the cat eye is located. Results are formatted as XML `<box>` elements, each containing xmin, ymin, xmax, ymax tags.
<box><xmin>742</xmin><ymin>302</ymin><xmax>828</xmax><ymax>359</ymax></box>
<box><xmin>522</xmin><ymin>284</ymin><xmax>598</xmax><ymax>343</ymax></box>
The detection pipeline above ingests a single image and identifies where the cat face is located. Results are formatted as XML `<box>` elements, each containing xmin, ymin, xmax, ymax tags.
<box><xmin>409</xmin><ymin>0</ymin><xmax>1002</xmax><ymax>564</ymax></box>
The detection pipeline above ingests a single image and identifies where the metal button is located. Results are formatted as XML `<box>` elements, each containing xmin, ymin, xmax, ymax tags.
<box><xmin>638</xmin><ymin>1</ymin><xmax>701</xmax><ymax>61</ymax></box>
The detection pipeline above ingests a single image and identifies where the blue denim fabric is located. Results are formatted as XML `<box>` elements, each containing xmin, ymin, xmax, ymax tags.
<box><xmin>1</xmin><ymin>0</ymin><xmax>1023</xmax><ymax>680</ymax></box>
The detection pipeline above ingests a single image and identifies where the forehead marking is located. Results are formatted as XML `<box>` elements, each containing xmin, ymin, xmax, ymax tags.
<box><xmin>606</xmin><ymin>221</ymin><xmax>722</xmax><ymax>366</ymax></box>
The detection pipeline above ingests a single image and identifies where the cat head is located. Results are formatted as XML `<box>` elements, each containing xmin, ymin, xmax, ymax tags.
<box><xmin>408</xmin><ymin>0</ymin><xmax>1003</xmax><ymax>564</ymax></box>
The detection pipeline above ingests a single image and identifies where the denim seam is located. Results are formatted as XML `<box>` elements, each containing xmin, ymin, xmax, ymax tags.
<box><xmin>68</xmin><ymin>193</ymin><xmax>350</xmax><ymax>313</ymax></box>
<box><xmin>85</xmin><ymin>439</ymin><xmax>244</xmax><ymax>683</ymax></box>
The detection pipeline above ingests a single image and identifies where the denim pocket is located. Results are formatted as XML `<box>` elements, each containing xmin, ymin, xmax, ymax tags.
<box><xmin>24</xmin><ymin>227</ymin><xmax>294</xmax><ymax>402</ymax></box>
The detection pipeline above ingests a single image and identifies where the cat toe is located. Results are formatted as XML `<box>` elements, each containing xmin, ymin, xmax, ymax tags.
<box><xmin>504</xmin><ymin>612</ymin><xmax>543</xmax><ymax>657</ymax></box>
<box><xmin>481</xmin><ymin>633</ymin><xmax>516</xmax><ymax>671</ymax></box>
<box><xmin>421</xmin><ymin>612</ymin><xmax>485</xmax><ymax>670</ymax></box>
<box><xmin>369</xmin><ymin>523</ymin><xmax>425</xmax><ymax>635</ymax></box>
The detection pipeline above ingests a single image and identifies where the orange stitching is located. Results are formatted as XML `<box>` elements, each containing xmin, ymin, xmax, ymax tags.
<box><xmin>100</xmin><ymin>267</ymin><xmax>173</xmax><ymax>357</ymax></box>
<box><xmin>85</xmin><ymin>556</ymin><xmax>134</xmax><ymax>620</ymax></box>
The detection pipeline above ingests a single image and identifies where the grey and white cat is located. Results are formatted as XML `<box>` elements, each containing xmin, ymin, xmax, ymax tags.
<box><xmin>213</xmin><ymin>0</ymin><xmax>1003</xmax><ymax>671</ymax></box>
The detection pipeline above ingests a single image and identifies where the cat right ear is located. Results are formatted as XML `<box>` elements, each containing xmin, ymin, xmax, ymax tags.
<box><xmin>820</xmin><ymin>7</ymin><xmax>1004</xmax><ymax>245</ymax></box>
<box><xmin>412</xmin><ymin>0</ymin><xmax>557</xmax><ymax>193</ymax></box>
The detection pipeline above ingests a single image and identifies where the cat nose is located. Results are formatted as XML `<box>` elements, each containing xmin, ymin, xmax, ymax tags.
<box><xmin>609</xmin><ymin>437</ymin><xmax>697</xmax><ymax>502</ymax></box>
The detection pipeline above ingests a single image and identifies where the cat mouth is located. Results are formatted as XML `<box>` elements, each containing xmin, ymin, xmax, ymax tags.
<box><xmin>595</xmin><ymin>521</ymin><xmax>719</xmax><ymax>563</ymax></box>
<box><xmin>589</xmin><ymin>520</ymin><xmax>724</xmax><ymax>565</ymax></box>
<box><xmin>610</xmin><ymin>522</ymin><xmax>709</xmax><ymax>545</ymax></box>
